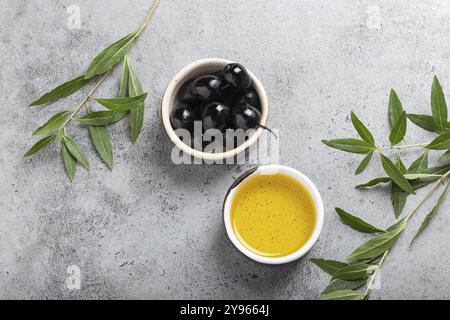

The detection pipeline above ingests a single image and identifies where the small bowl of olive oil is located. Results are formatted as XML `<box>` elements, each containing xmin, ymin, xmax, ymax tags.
<box><xmin>223</xmin><ymin>165</ymin><xmax>324</xmax><ymax>264</ymax></box>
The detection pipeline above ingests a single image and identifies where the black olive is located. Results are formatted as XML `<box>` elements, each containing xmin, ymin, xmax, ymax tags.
<box><xmin>170</xmin><ymin>104</ymin><xmax>198</xmax><ymax>131</ymax></box>
<box><xmin>241</xmin><ymin>88</ymin><xmax>260</xmax><ymax>109</ymax></box>
<box><xmin>222</xmin><ymin>63</ymin><xmax>252</xmax><ymax>89</ymax></box>
<box><xmin>178</xmin><ymin>79</ymin><xmax>197</xmax><ymax>104</ymax></box>
<box><xmin>232</xmin><ymin>102</ymin><xmax>261</xmax><ymax>131</ymax></box>
<box><xmin>192</xmin><ymin>75</ymin><xmax>222</xmax><ymax>103</ymax></box>
<box><xmin>202</xmin><ymin>102</ymin><xmax>231</xmax><ymax>131</ymax></box>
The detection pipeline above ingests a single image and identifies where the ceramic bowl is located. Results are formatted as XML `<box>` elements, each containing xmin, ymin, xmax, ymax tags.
<box><xmin>223</xmin><ymin>164</ymin><xmax>324</xmax><ymax>264</ymax></box>
<box><xmin>161</xmin><ymin>58</ymin><xmax>268</xmax><ymax>161</ymax></box>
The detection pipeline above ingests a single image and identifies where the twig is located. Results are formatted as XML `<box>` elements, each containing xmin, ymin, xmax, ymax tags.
<box><xmin>362</xmin><ymin>168</ymin><xmax>450</xmax><ymax>299</ymax></box>
<box><xmin>377</xmin><ymin>142</ymin><xmax>429</xmax><ymax>151</ymax></box>
<box><xmin>60</xmin><ymin>72</ymin><xmax>109</xmax><ymax>129</ymax></box>
<box><xmin>60</xmin><ymin>0</ymin><xmax>161</xmax><ymax>130</ymax></box>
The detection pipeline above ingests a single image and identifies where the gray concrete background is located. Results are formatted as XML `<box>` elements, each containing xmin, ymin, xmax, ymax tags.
<box><xmin>1</xmin><ymin>0</ymin><xmax>450</xmax><ymax>299</ymax></box>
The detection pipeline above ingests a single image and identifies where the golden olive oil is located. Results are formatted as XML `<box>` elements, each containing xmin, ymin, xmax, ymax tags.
<box><xmin>230</xmin><ymin>173</ymin><xmax>316</xmax><ymax>258</ymax></box>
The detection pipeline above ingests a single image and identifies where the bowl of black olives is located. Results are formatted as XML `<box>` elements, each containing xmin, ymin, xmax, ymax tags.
<box><xmin>161</xmin><ymin>59</ymin><xmax>268</xmax><ymax>161</ymax></box>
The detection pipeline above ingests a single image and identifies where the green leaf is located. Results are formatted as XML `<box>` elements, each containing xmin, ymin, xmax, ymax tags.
<box><xmin>347</xmin><ymin>220</ymin><xmax>406</xmax><ymax>262</ymax></box>
<box><xmin>310</xmin><ymin>259</ymin><xmax>348</xmax><ymax>276</ymax></box>
<box><xmin>110</xmin><ymin>111</ymin><xmax>129</xmax><ymax>124</ymax></box>
<box><xmin>389</xmin><ymin>111</ymin><xmax>407</xmax><ymax>146</ymax></box>
<box><xmin>23</xmin><ymin>135</ymin><xmax>55</xmax><ymax>157</ymax></box>
<box><xmin>76</xmin><ymin>111</ymin><xmax>116</xmax><ymax>126</ymax></box>
<box><xmin>322</xmin><ymin>279</ymin><xmax>367</xmax><ymax>294</ymax></box>
<box><xmin>427</xmin><ymin>132</ymin><xmax>450</xmax><ymax>150</ymax></box>
<box><xmin>380</xmin><ymin>153</ymin><xmax>415</xmax><ymax>194</ymax></box>
<box><xmin>355</xmin><ymin>177</ymin><xmax>391</xmax><ymax>189</ymax></box>
<box><xmin>62</xmin><ymin>135</ymin><xmax>90</xmax><ymax>170</ymax></box>
<box><xmin>350</xmin><ymin>112</ymin><xmax>375</xmax><ymax>145</ymax></box>
<box><xmin>32</xmin><ymin>110</ymin><xmax>70</xmax><ymax>136</ymax></box>
<box><xmin>128</xmin><ymin>59</ymin><xmax>146</xmax><ymax>143</ymax></box>
<box><xmin>411</xmin><ymin>183</ymin><xmax>450</xmax><ymax>245</ymax></box>
<box><xmin>335</xmin><ymin>208</ymin><xmax>385</xmax><ymax>234</ymax></box>
<box><xmin>322</xmin><ymin>139</ymin><xmax>375</xmax><ymax>154</ymax></box>
<box><xmin>355</xmin><ymin>151</ymin><xmax>373</xmax><ymax>175</ymax></box>
<box><xmin>94</xmin><ymin>93</ymin><xmax>148</xmax><ymax>111</ymax></box>
<box><xmin>404</xmin><ymin>173</ymin><xmax>442</xmax><ymax>180</ymax></box>
<box><xmin>85</xmin><ymin>31</ymin><xmax>139</xmax><ymax>79</ymax></box>
<box><xmin>409</xmin><ymin>165</ymin><xmax>450</xmax><ymax>190</ymax></box>
<box><xmin>440</xmin><ymin>150</ymin><xmax>450</xmax><ymax>162</ymax></box>
<box><xmin>29</xmin><ymin>75</ymin><xmax>90</xmax><ymax>106</ymax></box>
<box><xmin>89</xmin><ymin>125</ymin><xmax>113</xmax><ymax>170</ymax></box>
<box><xmin>332</xmin><ymin>263</ymin><xmax>378</xmax><ymax>281</ymax></box>
<box><xmin>318</xmin><ymin>290</ymin><xmax>364</xmax><ymax>301</ymax></box>
<box><xmin>408</xmin><ymin>151</ymin><xmax>429</xmax><ymax>174</ymax></box>
<box><xmin>389</xmin><ymin>89</ymin><xmax>404</xmax><ymax>128</ymax></box>
<box><xmin>407</xmin><ymin>114</ymin><xmax>450</xmax><ymax>133</ymax></box>
<box><xmin>119</xmin><ymin>56</ymin><xmax>130</xmax><ymax>97</ymax></box>
<box><xmin>61</xmin><ymin>142</ymin><xmax>77</xmax><ymax>182</ymax></box>
<box><xmin>391</xmin><ymin>187</ymin><xmax>408</xmax><ymax>218</ymax></box>
<box><xmin>431</xmin><ymin>76</ymin><xmax>448</xmax><ymax>133</ymax></box>
<box><xmin>396</xmin><ymin>154</ymin><xmax>407</xmax><ymax>174</ymax></box>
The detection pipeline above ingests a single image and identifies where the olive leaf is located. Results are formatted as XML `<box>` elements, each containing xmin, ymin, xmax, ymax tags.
<box><xmin>62</xmin><ymin>135</ymin><xmax>90</xmax><ymax>170</ymax></box>
<box><xmin>89</xmin><ymin>125</ymin><xmax>113</xmax><ymax>170</ymax></box>
<box><xmin>408</xmin><ymin>151</ymin><xmax>429</xmax><ymax>174</ymax></box>
<box><xmin>411</xmin><ymin>183</ymin><xmax>450</xmax><ymax>246</ymax></box>
<box><xmin>350</xmin><ymin>112</ymin><xmax>375</xmax><ymax>145</ymax></box>
<box><xmin>380</xmin><ymin>154</ymin><xmax>415</xmax><ymax>194</ymax></box>
<box><xmin>61</xmin><ymin>142</ymin><xmax>77</xmax><ymax>182</ymax></box>
<box><xmin>389</xmin><ymin>111</ymin><xmax>407</xmax><ymax>146</ymax></box>
<box><xmin>318</xmin><ymin>290</ymin><xmax>364</xmax><ymax>301</ymax></box>
<box><xmin>440</xmin><ymin>150</ymin><xmax>450</xmax><ymax>162</ymax></box>
<box><xmin>392</xmin><ymin>188</ymin><xmax>408</xmax><ymax>218</ymax></box>
<box><xmin>355</xmin><ymin>177</ymin><xmax>390</xmax><ymax>189</ymax></box>
<box><xmin>407</xmin><ymin>114</ymin><xmax>440</xmax><ymax>133</ymax></box>
<box><xmin>128</xmin><ymin>58</ymin><xmax>146</xmax><ymax>143</ymax></box>
<box><xmin>426</xmin><ymin>132</ymin><xmax>450</xmax><ymax>150</ymax></box>
<box><xmin>355</xmin><ymin>151</ymin><xmax>373</xmax><ymax>175</ymax></box>
<box><xmin>94</xmin><ymin>93</ymin><xmax>148</xmax><ymax>111</ymax></box>
<box><xmin>389</xmin><ymin>89</ymin><xmax>404</xmax><ymax>128</ymax></box>
<box><xmin>119</xmin><ymin>56</ymin><xmax>130</xmax><ymax>97</ymax></box>
<box><xmin>29</xmin><ymin>75</ymin><xmax>90</xmax><ymax>106</ymax></box>
<box><xmin>332</xmin><ymin>263</ymin><xmax>378</xmax><ymax>281</ymax></box>
<box><xmin>322</xmin><ymin>139</ymin><xmax>376</xmax><ymax>154</ymax></box>
<box><xmin>85</xmin><ymin>30</ymin><xmax>140</xmax><ymax>79</ymax></box>
<box><xmin>431</xmin><ymin>76</ymin><xmax>448</xmax><ymax>133</ymax></box>
<box><xmin>32</xmin><ymin>110</ymin><xmax>70</xmax><ymax>136</ymax></box>
<box><xmin>310</xmin><ymin>259</ymin><xmax>348</xmax><ymax>276</ymax></box>
<box><xmin>76</xmin><ymin>111</ymin><xmax>116</xmax><ymax>126</ymax></box>
<box><xmin>347</xmin><ymin>220</ymin><xmax>406</xmax><ymax>262</ymax></box>
<box><xmin>395</xmin><ymin>154</ymin><xmax>406</xmax><ymax>173</ymax></box>
<box><xmin>404</xmin><ymin>173</ymin><xmax>442</xmax><ymax>180</ymax></box>
<box><xmin>322</xmin><ymin>279</ymin><xmax>367</xmax><ymax>294</ymax></box>
<box><xmin>335</xmin><ymin>208</ymin><xmax>385</xmax><ymax>234</ymax></box>
<box><xmin>23</xmin><ymin>135</ymin><xmax>55</xmax><ymax>157</ymax></box>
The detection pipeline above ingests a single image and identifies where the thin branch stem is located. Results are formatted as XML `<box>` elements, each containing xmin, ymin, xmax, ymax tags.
<box><xmin>60</xmin><ymin>72</ymin><xmax>109</xmax><ymax>129</ymax></box>
<box><xmin>364</xmin><ymin>250</ymin><xmax>389</xmax><ymax>298</ymax></box>
<box><xmin>362</xmin><ymin>168</ymin><xmax>450</xmax><ymax>299</ymax></box>
<box><xmin>60</xmin><ymin>0</ymin><xmax>161</xmax><ymax>130</ymax></box>
<box><xmin>377</xmin><ymin>142</ymin><xmax>429</xmax><ymax>151</ymax></box>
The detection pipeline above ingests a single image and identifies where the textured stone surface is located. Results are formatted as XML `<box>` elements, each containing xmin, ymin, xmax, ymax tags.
<box><xmin>1</xmin><ymin>0</ymin><xmax>450</xmax><ymax>299</ymax></box>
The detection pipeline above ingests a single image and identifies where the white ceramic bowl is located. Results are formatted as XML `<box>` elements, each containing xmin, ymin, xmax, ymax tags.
<box><xmin>161</xmin><ymin>58</ymin><xmax>269</xmax><ymax>161</ymax></box>
<box><xmin>223</xmin><ymin>165</ymin><xmax>324</xmax><ymax>265</ymax></box>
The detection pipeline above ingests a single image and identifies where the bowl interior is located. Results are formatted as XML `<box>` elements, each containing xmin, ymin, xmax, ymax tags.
<box><xmin>161</xmin><ymin>58</ymin><xmax>268</xmax><ymax>161</ymax></box>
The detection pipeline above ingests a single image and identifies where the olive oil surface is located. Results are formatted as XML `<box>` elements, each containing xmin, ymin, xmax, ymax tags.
<box><xmin>230</xmin><ymin>173</ymin><xmax>316</xmax><ymax>258</ymax></box>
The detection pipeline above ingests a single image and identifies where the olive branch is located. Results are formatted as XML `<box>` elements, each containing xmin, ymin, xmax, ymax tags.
<box><xmin>24</xmin><ymin>0</ymin><xmax>161</xmax><ymax>181</ymax></box>
<box><xmin>314</xmin><ymin>76</ymin><xmax>450</xmax><ymax>300</ymax></box>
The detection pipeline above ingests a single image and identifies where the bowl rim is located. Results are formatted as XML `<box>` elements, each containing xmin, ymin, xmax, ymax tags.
<box><xmin>161</xmin><ymin>58</ymin><xmax>269</xmax><ymax>161</ymax></box>
<box><xmin>223</xmin><ymin>164</ymin><xmax>324</xmax><ymax>265</ymax></box>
